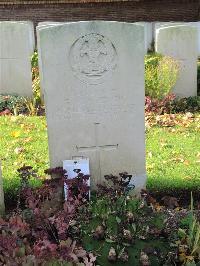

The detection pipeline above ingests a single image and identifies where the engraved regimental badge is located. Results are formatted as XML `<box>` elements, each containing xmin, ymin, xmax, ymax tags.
<box><xmin>69</xmin><ymin>33</ymin><xmax>117</xmax><ymax>84</ymax></box>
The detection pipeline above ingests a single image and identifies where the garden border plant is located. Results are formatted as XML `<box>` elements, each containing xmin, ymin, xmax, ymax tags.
<box><xmin>1</xmin><ymin>166</ymin><xmax>200</xmax><ymax>265</ymax></box>
<box><xmin>145</xmin><ymin>52</ymin><xmax>180</xmax><ymax>100</ymax></box>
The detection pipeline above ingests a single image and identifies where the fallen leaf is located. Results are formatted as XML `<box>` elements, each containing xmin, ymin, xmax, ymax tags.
<box><xmin>24</xmin><ymin>137</ymin><xmax>32</xmax><ymax>143</ymax></box>
<box><xmin>11</xmin><ymin>131</ymin><xmax>21</xmax><ymax>138</ymax></box>
<box><xmin>161</xmin><ymin>196</ymin><xmax>179</xmax><ymax>209</ymax></box>
<box><xmin>14</xmin><ymin>147</ymin><xmax>25</xmax><ymax>154</ymax></box>
<box><xmin>183</xmin><ymin>160</ymin><xmax>190</xmax><ymax>166</ymax></box>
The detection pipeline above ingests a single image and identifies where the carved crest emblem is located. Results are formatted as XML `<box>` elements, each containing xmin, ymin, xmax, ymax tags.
<box><xmin>69</xmin><ymin>33</ymin><xmax>117</xmax><ymax>84</ymax></box>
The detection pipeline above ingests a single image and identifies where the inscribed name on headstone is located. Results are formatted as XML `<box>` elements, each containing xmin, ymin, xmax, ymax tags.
<box><xmin>156</xmin><ymin>25</ymin><xmax>198</xmax><ymax>97</ymax></box>
<box><xmin>0</xmin><ymin>21</ymin><xmax>35</xmax><ymax>96</ymax></box>
<box><xmin>37</xmin><ymin>21</ymin><xmax>146</xmax><ymax>191</ymax></box>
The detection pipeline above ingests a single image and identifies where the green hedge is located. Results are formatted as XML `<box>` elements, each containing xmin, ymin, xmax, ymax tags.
<box><xmin>145</xmin><ymin>53</ymin><xmax>180</xmax><ymax>99</ymax></box>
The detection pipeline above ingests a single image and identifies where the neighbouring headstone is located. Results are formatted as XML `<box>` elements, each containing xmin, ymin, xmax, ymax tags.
<box><xmin>156</xmin><ymin>25</ymin><xmax>198</xmax><ymax>97</ymax></box>
<box><xmin>0</xmin><ymin>162</ymin><xmax>5</xmax><ymax>216</ymax></box>
<box><xmin>137</xmin><ymin>22</ymin><xmax>153</xmax><ymax>53</ymax></box>
<box><xmin>37</xmin><ymin>22</ymin><xmax>63</xmax><ymax>97</ymax></box>
<box><xmin>0</xmin><ymin>21</ymin><xmax>35</xmax><ymax>96</ymax></box>
<box><xmin>37</xmin><ymin>21</ymin><xmax>146</xmax><ymax>191</ymax></box>
<box><xmin>154</xmin><ymin>22</ymin><xmax>200</xmax><ymax>56</ymax></box>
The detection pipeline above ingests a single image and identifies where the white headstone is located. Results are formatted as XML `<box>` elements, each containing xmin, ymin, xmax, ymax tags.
<box><xmin>154</xmin><ymin>22</ymin><xmax>200</xmax><ymax>56</ymax></box>
<box><xmin>156</xmin><ymin>25</ymin><xmax>198</xmax><ymax>97</ymax></box>
<box><xmin>0</xmin><ymin>21</ymin><xmax>35</xmax><ymax>96</ymax></box>
<box><xmin>37</xmin><ymin>21</ymin><xmax>146</xmax><ymax>191</ymax></box>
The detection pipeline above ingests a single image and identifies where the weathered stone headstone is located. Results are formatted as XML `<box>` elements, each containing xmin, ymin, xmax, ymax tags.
<box><xmin>136</xmin><ymin>22</ymin><xmax>153</xmax><ymax>53</ymax></box>
<box><xmin>154</xmin><ymin>22</ymin><xmax>200</xmax><ymax>56</ymax></box>
<box><xmin>0</xmin><ymin>21</ymin><xmax>35</xmax><ymax>96</ymax></box>
<box><xmin>0</xmin><ymin>162</ymin><xmax>5</xmax><ymax>216</ymax></box>
<box><xmin>37</xmin><ymin>21</ymin><xmax>146</xmax><ymax>191</ymax></box>
<box><xmin>156</xmin><ymin>25</ymin><xmax>198</xmax><ymax>97</ymax></box>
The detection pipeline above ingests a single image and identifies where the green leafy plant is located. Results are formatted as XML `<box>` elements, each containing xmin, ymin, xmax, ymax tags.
<box><xmin>171</xmin><ymin>96</ymin><xmax>200</xmax><ymax>113</ymax></box>
<box><xmin>0</xmin><ymin>94</ymin><xmax>27</xmax><ymax>115</ymax></box>
<box><xmin>31</xmin><ymin>51</ymin><xmax>44</xmax><ymax>113</ymax></box>
<box><xmin>0</xmin><ymin>94</ymin><xmax>43</xmax><ymax>116</ymax></box>
<box><xmin>0</xmin><ymin>167</ymin><xmax>96</xmax><ymax>265</ymax></box>
<box><xmin>145</xmin><ymin>53</ymin><xmax>180</xmax><ymax>99</ymax></box>
<box><xmin>178</xmin><ymin>193</ymin><xmax>200</xmax><ymax>264</ymax></box>
<box><xmin>81</xmin><ymin>174</ymin><xmax>139</xmax><ymax>264</ymax></box>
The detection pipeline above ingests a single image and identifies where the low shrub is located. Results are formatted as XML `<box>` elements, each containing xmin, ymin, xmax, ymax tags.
<box><xmin>0</xmin><ymin>166</ymin><xmax>95</xmax><ymax>265</ymax></box>
<box><xmin>0</xmin><ymin>94</ymin><xmax>26</xmax><ymax>115</ymax></box>
<box><xmin>145</xmin><ymin>53</ymin><xmax>180</xmax><ymax>99</ymax></box>
<box><xmin>31</xmin><ymin>51</ymin><xmax>43</xmax><ymax>111</ymax></box>
<box><xmin>2</xmin><ymin>166</ymin><xmax>200</xmax><ymax>265</ymax></box>
<box><xmin>145</xmin><ymin>94</ymin><xmax>176</xmax><ymax>114</ymax></box>
<box><xmin>177</xmin><ymin>194</ymin><xmax>200</xmax><ymax>265</ymax></box>
<box><xmin>145</xmin><ymin>94</ymin><xmax>200</xmax><ymax>114</ymax></box>
<box><xmin>0</xmin><ymin>94</ymin><xmax>44</xmax><ymax>116</ymax></box>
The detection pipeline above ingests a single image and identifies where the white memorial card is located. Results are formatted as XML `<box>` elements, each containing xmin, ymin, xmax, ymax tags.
<box><xmin>63</xmin><ymin>158</ymin><xmax>90</xmax><ymax>199</ymax></box>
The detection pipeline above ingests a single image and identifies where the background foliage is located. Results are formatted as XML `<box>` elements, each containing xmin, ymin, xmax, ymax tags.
<box><xmin>145</xmin><ymin>53</ymin><xmax>180</xmax><ymax>99</ymax></box>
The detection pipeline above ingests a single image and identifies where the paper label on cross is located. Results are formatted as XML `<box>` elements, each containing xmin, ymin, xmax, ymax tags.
<box><xmin>63</xmin><ymin>159</ymin><xmax>90</xmax><ymax>199</ymax></box>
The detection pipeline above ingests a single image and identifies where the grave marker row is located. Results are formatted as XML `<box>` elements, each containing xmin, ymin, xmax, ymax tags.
<box><xmin>0</xmin><ymin>21</ymin><xmax>35</xmax><ymax>96</ymax></box>
<box><xmin>1</xmin><ymin>20</ymin><xmax>199</xmax><ymax>192</ymax></box>
<box><xmin>0</xmin><ymin>21</ymin><xmax>199</xmax><ymax>98</ymax></box>
<box><xmin>156</xmin><ymin>25</ymin><xmax>198</xmax><ymax>98</ymax></box>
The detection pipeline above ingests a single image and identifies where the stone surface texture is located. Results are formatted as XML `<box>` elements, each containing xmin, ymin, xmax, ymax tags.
<box><xmin>137</xmin><ymin>22</ymin><xmax>153</xmax><ymax>53</ymax></box>
<box><xmin>37</xmin><ymin>21</ymin><xmax>146</xmax><ymax>190</ymax></box>
<box><xmin>156</xmin><ymin>25</ymin><xmax>198</xmax><ymax>98</ymax></box>
<box><xmin>0</xmin><ymin>21</ymin><xmax>35</xmax><ymax>96</ymax></box>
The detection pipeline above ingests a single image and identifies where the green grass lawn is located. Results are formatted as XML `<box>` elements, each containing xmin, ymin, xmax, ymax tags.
<box><xmin>146</xmin><ymin>118</ymin><xmax>200</xmax><ymax>192</ymax></box>
<box><xmin>0</xmin><ymin>114</ymin><xmax>200</xmax><ymax>200</ymax></box>
<box><xmin>0</xmin><ymin>116</ymin><xmax>49</xmax><ymax>200</ymax></box>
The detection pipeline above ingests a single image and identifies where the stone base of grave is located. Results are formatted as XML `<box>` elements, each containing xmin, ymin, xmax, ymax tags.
<box><xmin>132</xmin><ymin>174</ymin><xmax>147</xmax><ymax>196</ymax></box>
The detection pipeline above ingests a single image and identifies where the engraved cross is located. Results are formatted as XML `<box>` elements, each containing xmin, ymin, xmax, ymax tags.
<box><xmin>76</xmin><ymin>123</ymin><xmax>118</xmax><ymax>180</ymax></box>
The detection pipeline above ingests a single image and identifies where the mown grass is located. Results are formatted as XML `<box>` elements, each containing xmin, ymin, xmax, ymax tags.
<box><xmin>0</xmin><ymin>114</ymin><xmax>199</xmax><ymax>200</ymax></box>
<box><xmin>0</xmin><ymin>116</ymin><xmax>49</xmax><ymax>200</ymax></box>
<box><xmin>146</xmin><ymin>116</ymin><xmax>200</xmax><ymax>192</ymax></box>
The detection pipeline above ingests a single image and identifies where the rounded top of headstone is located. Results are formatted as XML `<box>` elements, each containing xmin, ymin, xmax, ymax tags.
<box><xmin>156</xmin><ymin>25</ymin><xmax>198</xmax><ymax>59</ymax></box>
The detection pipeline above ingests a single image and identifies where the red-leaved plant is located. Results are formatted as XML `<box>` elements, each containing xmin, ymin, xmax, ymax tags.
<box><xmin>0</xmin><ymin>166</ymin><xmax>96</xmax><ymax>265</ymax></box>
<box><xmin>145</xmin><ymin>94</ymin><xmax>176</xmax><ymax>114</ymax></box>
